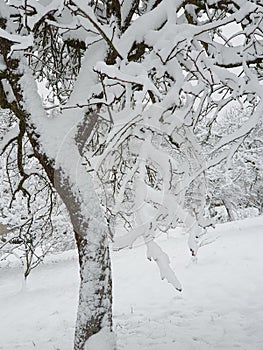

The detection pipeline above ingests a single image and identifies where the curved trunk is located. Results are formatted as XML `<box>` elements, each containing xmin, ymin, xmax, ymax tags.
<box><xmin>30</xmin><ymin>156</ymin><xmax>114</xmax><ymax>350</ymax></box>
<box><xmin>0</xmin><ymin>46</ymin><xmax>114</xmax><ymax>348</ymax></box>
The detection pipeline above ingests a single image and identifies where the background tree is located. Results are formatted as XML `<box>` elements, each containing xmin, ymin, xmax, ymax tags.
<box><xmin>0</xmin><ymin>108</ymin><xmax>74</xmax><ymax>278</ymax></box>
<box><xmin>204</xmin><ymin>107</ymin><xmax>263</xmax><ymax>221</ymax></box>
<box><xmin>0</xmin><ymin>1</ymin><xmax>262</xmax><ymax>349</ymax></box>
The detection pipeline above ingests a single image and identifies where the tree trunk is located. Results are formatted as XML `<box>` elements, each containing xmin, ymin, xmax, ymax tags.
<box><xmin>74</xmin><ymin>232</ymin><xmax>112</xmax><ymax>349</ymax></box>
<box><xmin>21</xmin><ymin>134</ymin><xmax>114</xmax><ymax>349</ymax></box>
<box><xmin>29</xmin><ymin>149</ymin><xmax>114</xmax><ymax>350</ymax></box>
<box><xmin>54</xmin><ymin>173</ymin><xmax>113</xmax><ymax>350</ymax></box>
<box><xmin>223</xmin><ymin>198</ymin><xmax>235</xmax><ymax>221</ymax></box>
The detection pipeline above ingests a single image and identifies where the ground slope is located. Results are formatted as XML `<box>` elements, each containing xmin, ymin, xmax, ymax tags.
<box><xmin>0</xmin><ymin>216</ymin><xmax>262</xmax><ymax>350</ymax></box>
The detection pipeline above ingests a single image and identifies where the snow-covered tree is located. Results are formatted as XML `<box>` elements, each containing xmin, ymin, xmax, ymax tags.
<box><xmin>204</xmin><ymin>107</ymin><xmax>263</xmax><ymax>221</ymax></box>
<box><xmin>0</xmin><ymin>108</ymin><xmax>74</xmax><ymax>277</ymax></box>
<box><xmin>0</xmin><ymin>1</ymin><xmax>262</xmax><ymax>349</ymax></box>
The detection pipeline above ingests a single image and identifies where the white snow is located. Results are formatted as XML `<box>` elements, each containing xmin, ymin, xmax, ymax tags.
<box><xmin>0</xmin><ymin>216</ymin><xmax>263</xmax><ymax>349</ymax></box>
<box><xmin>0</xmin><ymin>29</ymin><xmax>33</xmax><ymax>52</ymax></box>
<box><xmin>84</xmin><ymin>327</ymin><xmax>116</xmax><ymax>350</ymax></box>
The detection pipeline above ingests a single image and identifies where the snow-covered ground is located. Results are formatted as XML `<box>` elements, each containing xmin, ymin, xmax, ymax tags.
<box><xmin>0</xmin><ymin>216</ymin><xmax>263</xmax><ymax>350</ymax></box>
